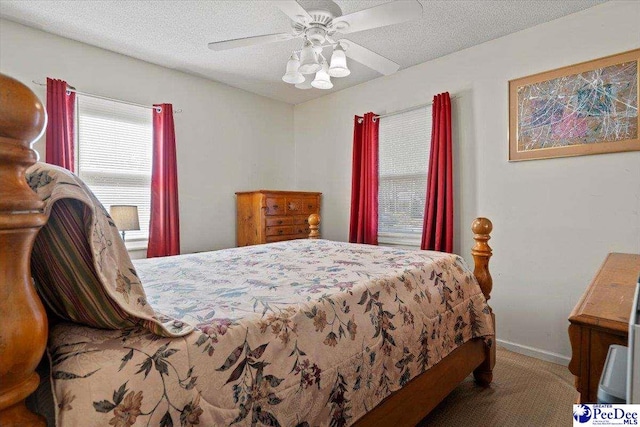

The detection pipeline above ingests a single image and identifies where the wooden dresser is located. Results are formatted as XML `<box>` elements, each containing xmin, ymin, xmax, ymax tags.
<box><xmin>568</xmin><ymin>253</ymin><xmax>640</xmax><ymax>403</ymax></box>
<box><xmin>236</xmin><ymin>190</ymin><xmax>321</xmax><ymax>246</ymax></box>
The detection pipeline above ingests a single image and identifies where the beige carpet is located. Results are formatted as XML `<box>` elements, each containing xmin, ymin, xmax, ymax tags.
<box><xmin>417</xmin><ymin>347</ymin><xmax>577</xmax><ymax>426</ymax></box>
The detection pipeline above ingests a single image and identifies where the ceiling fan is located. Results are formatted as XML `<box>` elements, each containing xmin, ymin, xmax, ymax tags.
<box><xmin>208</xmin><ymin>0</ymin><xmax>423</xmax><ymax>90</ymax></box>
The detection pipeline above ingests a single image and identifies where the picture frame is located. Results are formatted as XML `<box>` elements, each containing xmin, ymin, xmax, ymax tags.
<box><xmin>509</xmin><ymin>49</ymin><xmax>640</xmax><ymax>161</ymax></box>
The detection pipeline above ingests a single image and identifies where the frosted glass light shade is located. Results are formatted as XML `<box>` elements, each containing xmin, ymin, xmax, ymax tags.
<box><xmin>295</xmin><ymin>75</ymin><xmax>313</xmax><ymax>90</ymax></box>
<box><xmin>282</xmin><ymin>53</ymin><xmax>304</xmax><ymax>84</ymax></box>
<box><xmin>311</xmin><ymin>63</ymin><xmax>333</xmax><ymax>90</ymax></box>
<box><xmin>328</xmin><ymin>45</ymin><xmax>350</xmax><ymax>78</ymax></box>
<box><xmin>299</xmin><ymin>40</ymin><xmax>321</xmax><ymax>74</ymax></box>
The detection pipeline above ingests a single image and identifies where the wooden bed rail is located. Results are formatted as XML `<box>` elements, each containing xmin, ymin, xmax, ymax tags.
<box><xmin>0</xmin><ymin>74</ymin><xmax>48</xmax><ymax>425</ymax></box>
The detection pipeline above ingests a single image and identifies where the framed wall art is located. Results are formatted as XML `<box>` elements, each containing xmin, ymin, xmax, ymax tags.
<box><xmin>509</xmin><ymin>49</ymin><xmax>639</xmax><ymax>161</ymax></box>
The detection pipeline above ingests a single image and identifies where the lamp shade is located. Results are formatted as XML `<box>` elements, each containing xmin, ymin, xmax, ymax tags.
<box><xmin>109</xmin><ymin>205</ymin><xmax>140</xmax><ymax>232</ymax></box>
<box><xmin>299</xmin><ymin>40</ymin><xmax>321</xmax><ymax>75</ymax></box>
<box><xmin>295</xmin><ymin>74</ymin><xmax>313</xmax><ymax>90</ymax></box>
<box><xmin>311</xmin><ymin>62</ymin><xmax>333</xmax><ymax>90</ymax></box>
<box><xmin>329</xmin><ymin>44</ymin><xmax>350</xmax><ymax>78</ymax></box>
<box><xmin>282</xmin><ymin>53</ymin><xmax>305</xmax><ymax>84</ymax></box>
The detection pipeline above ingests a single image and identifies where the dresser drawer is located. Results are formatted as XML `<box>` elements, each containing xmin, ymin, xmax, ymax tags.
<box><xmin>285</xmin><ymin>197</ymin><xmax>304</xmax><ymax>214</ymax></box>
<box><xmin>291</xmin><ymin>226</ymin><xmax>310</xmax><ymax>236</ymax></box>
<box><xmin>236</xmin><ymin>190</ymin><xmax>321</xmax><ymax>247</ymax></box>
<box><xmin>302</xmin><ymin>198</ymin><xmax>318</xmax><ymax>214</ymax></box>
<box><xmin>266</xmin><ymin>225</ymin><xmax>295</xmax><ymax>236</ymax></box>
<box><xmin>265</xmin><ymin>197</ymin><xmax>285</xmax><ymax>216</ymax></box>
<box><xmin>266</xmin><ymin>217</ymin><xmax>293</xmax><ymax>227</ymax></box>
<box><xmin>292</xmin><ymin>215</ymin><xmax>310</xmax><ymax>225</ymax></box>
<box><xmin>266</xmin><ymin>225</ymin><xmax>309</xmax><ymax>237</ymax></box>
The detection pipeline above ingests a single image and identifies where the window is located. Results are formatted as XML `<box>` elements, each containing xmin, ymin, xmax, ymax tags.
<box><xmin>77</xmin><ymin>95</ymin><xmax>153</xmax><ymax>244</ymax></box>
<box><xmin>378</xmin><ymin>106</ymin><xmax>431</xmax><ymax>247</ymax></box>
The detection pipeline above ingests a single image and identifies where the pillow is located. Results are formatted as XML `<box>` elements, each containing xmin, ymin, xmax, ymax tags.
<box><xmin>27</xmin><ymin>162</ymin><xmax>191</xmax><ymax>337</ymax></box>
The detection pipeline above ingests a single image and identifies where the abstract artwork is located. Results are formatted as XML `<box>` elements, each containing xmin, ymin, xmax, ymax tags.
<box><xmin>509</xmin><ymin>49</ymin><xmax>640</xmax><ymax>161</ymax></box>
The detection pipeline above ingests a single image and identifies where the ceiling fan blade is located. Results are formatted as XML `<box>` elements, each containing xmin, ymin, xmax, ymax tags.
<box><xmin>208</xmin><ymin>33</ymin><xmax>294</xmax><ymax>51</ymax></box>
<box><xmin>271</xmin><ymin>0</ymin><xmax>312</xmax><ymax>25</ymax></box>
<box><xmin>332</xmin><ymin>0</ymin><xmax>423</xmax><ymax>34</ymax></box>
<box><xmin>340</xmin><ymin>40</ymin><xmax>399</xmax><ymax>75</ymax></box>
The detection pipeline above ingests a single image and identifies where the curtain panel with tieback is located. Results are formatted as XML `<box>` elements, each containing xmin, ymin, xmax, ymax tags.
<box><xmin>45</xmin><ymin>78</ymin><xmax>76</xmax><ymax>171</ymax></box>
<box><xmin>349</xmin><ymin>112</ymin><xmax>379</xmax><ymax>245</ymax></box>
<box><xmin>147</xmin><ymin>104</ymin><xmax>180</xmax><ymax>258</ymax></box>
<box><xmin>421</xmin><ymin>92</ymin><xmax>454</xmax><ymax>253</ymax></box>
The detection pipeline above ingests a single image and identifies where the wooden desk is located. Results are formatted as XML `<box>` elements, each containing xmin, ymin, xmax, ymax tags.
<box><xmin>568</xmin><ymin>253</ymin><xmax>640</xmax><ymax>403</ymax></box>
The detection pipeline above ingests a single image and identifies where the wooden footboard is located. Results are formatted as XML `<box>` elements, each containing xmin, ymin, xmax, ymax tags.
<box><xmin>353</xmin><ymin>218</ymin><xmax>495</xmax><ymax>426</ymax></box>
<box><xmin>0</xmin><ymin>74</ymin><xmax>494</xmax><ymax>426</ymax></box>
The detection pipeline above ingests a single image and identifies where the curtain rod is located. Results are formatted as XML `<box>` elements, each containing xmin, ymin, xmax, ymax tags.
<box><xmin>357</xmin><ymin>95</ymin><xmax>458</xmax><ymax>123</ymax></box>
<box><xmin>32</xmin><ymin>80</ymin><xmax>182</xmax><ymax>114</ymax></box>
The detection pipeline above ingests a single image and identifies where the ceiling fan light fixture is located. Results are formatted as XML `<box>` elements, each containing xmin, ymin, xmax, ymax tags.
<box><xmin>282</xmin><ymin>52</ymin><xmax>305</xmax><ymax>84</ymax></box>
<box><xmin>311</xmin><ymin>62</ymin><xmax>333</xmax><ymax>90</ymax></box>
<box><xmin>298</xmin><ymin>39</ymin><xmax>321</xmax><ymax>74</ymax></box>
<box><xmin>328</xmin><ymin>44</ymin><xmax>350</xmax><ymax>78</ymax></box>
<box><xmin>295</xmin><ymin>74</ymin><xmax>313</xmax><ymax>90</ymax></box>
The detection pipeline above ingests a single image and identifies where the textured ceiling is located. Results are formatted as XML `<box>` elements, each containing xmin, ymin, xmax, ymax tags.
<box><xmin>0</xmin><ymin>0</ymin><xmax>606</xmax><ymax>104</ymax></box>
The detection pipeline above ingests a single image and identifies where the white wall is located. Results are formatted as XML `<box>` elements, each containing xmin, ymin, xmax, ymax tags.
<box><xmin>0</xmin><ymin>19</ymin><xmax>295</xmax><ymax>257</ymax></box>
<box><xmin>294</xmin><ymin>1</ymin><xmax>640</xmax><ymax>361</ymax></box>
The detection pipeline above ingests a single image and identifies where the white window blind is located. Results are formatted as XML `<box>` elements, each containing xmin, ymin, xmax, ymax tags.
<box><xmin>77</xmin><ymin>94</ymin><xmax>152</xmax><ymax>243</ymax></box>
<box><xmin>378</xmin><ymin>106</ymin><xmax>431</xmax><ymax>247</ymax></box>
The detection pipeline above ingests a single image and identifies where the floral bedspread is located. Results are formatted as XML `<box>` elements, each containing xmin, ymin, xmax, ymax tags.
<box><xmin>49</xmin><ymin>239</ymin><xmax>493</xmax><ymax>427</ymax></box>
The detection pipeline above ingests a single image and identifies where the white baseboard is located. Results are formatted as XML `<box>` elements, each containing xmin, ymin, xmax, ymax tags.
<box><xmin>497</xmin><ymin>339</ymin><xmax>571</xmax><ymax>366</ymax></box>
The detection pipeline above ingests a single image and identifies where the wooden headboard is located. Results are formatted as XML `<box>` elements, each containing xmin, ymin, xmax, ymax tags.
<box><xmin>0</xmin><ymin>73</ymin><xmax>494</xmax><ymax>425</ymax></box>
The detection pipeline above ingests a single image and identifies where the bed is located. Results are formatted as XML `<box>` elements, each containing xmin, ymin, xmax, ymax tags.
<box><xmin>0</xmin><ymin>73</ymin><xmax>495</xmax><ymax>427</ymax></box>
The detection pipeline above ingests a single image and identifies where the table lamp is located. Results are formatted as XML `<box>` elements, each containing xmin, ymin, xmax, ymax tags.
<box><xmin>109</xmin><ymin>205</ymin><xmax>140</xmax><ymax>240</ymax></box>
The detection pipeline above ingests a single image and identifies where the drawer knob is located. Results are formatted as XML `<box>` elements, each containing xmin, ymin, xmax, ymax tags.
<box><xmin>278</xmin><ymin>220</ymin><xmax>283</xmax><ymax>225</ymax></box>
<box><xmin>272</xmin><ymin>204</ymin><xmax>279</xmax><ymax>209</ymax></box>
<box><xmin>278</xmin><ymin>230</ymin><xmax>283</xmax><ymax>234</ymax></box>
<box><xmin>304</xmin><ymin>219</ymin><xmax>308</xmax><ymax>223</ymax></box>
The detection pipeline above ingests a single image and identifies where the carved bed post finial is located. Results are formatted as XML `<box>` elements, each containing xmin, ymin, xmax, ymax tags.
<box><xmin>0</xmin><ymin>73</ymin><xmax>48</xmax><ymax>426</ymax></box>
<box><xmin>471</xmin><ymin>217</ymin><xmax>495</xmax><ymax>387</ymax></box>
<box><xmin>471</xmin><ymin>217</ymin><xmax>493</xmax><ymax>302</ymax></box>
<box><xmin>308</xmin><ymin>214</ymin><xmax>320</xmax><ymax>239</ymax></box>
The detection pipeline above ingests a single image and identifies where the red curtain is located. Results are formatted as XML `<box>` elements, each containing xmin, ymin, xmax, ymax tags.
<box><xmin>349</xmin><ymin>112</ymin><xmax>379</xmax><ymax>245</ymax></box>
<box><xmin>147</xmin><ymin>104</ymin><xmax>180</xmax><ymax>258</ymax></box>
<box><xmin>421</xmin><ymin>93</ymin><xmax>453</xmax><ymax>252</ymax></box>
<box><xmin>45</xmin><ymin>78</ymin><xmax>76</xmax><ymax>171</ymax></box>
